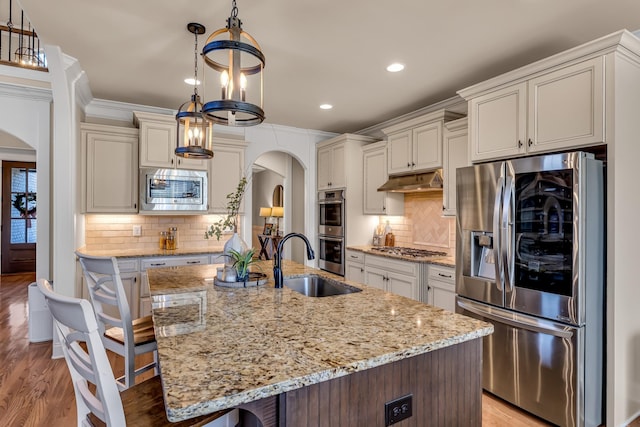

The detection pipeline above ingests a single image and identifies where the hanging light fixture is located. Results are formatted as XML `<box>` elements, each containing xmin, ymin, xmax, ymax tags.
<box><xmin>175</xmin><ymin>23</ymin><xmax>214</xmax><ymax>159</ymax></box>
<box><xmin>201</xmin><ymin>0</ymin><xmax>265</xmax><ymax>126</ymax></box>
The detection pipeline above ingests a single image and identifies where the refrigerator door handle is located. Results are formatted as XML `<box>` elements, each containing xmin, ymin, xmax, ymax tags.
<box><xmin>493</xmin><ymin>176</ymin><xmax>504</xmax><ymax>291</ymax></box>
<box><xmin>502</xmin><ymin>176</ymin><xmax>515</xmax><ymax>291</ymax></box>
<box><xmin>457</xmin><ymin>298</ymin><xmax>575</xmax><ymax>339</ymax></box>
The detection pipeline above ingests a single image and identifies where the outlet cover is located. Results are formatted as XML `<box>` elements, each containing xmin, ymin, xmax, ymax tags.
<box><xmin>385</xmin><ymin>394</ymin><xmax>413</xmax><ymax>426</ymax></box>
<box><xmin>132</xmin><ymin>225</ymin><xmax>142</xmax><ymax>237</ymax></box>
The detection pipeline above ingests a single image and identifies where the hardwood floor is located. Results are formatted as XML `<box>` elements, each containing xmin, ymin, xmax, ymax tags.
<box><xmin>0</xmin><ymin>273</ymin><xmax>585</xmax><ymax>426</ymax></box>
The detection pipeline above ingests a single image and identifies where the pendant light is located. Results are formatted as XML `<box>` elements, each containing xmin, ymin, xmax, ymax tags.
<box><xmin>175</xmin><ymin>23</ymin><xmax>214</xmax><ymax>159</ymax></box>
<box><xmin>201</xmin><ymin>0</ymin><xmax>265</xmax><ymax>127</ymax></box>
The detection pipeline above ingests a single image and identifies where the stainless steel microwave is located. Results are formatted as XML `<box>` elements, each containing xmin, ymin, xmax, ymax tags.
<box><xmin>139</xmin><ymin>168</ymin><xmax>208</xmax><ymax>212</ymax></box>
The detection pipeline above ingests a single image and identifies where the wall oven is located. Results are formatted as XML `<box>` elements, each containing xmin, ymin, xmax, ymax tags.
<box><xmin>318</xmin><ymin>189</ymin><xmax>345</xmax><ymax>276</ymax></box>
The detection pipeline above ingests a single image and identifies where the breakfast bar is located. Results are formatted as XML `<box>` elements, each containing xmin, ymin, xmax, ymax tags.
<box><xmin>147</xmin><ymin>259</ymin><xmax>493</xmax><ymax>426</ymax></box>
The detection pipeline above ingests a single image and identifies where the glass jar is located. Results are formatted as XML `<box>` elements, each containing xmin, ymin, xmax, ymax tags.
<box><xmin>159</xmin><ymin>231</ymin><xmax>167</xmax><ymax>249</ymax></box>
<box><xmin>168</xmin><ymin>227</ymin><xmax>179</xmax><ymax>249</ymax></box>
<box><xmin>165</xmin><ymin>234</ymin><xmax>176</xmax><ymax>250</ymax></box>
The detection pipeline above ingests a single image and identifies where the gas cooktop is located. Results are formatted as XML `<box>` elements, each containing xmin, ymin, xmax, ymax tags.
<box><xmin>369</xmin><ymin>246</ymin><xmax>448</xmax><ymax>258</ymax></box>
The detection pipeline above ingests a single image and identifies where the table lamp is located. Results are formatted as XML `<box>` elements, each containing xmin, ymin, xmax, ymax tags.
<box><xmin>259</xmin><ymin>207</ymin><xmax>272</xmax><ymax>227</ymax></box>
<box><xmin>271</xmin><ymin>206</ymin><xmax>284</xmax><ymax>235</ymax></box>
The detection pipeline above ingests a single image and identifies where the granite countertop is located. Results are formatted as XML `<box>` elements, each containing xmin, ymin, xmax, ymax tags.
<box><xmin>147</xmin><ymin>259</ymin><xmax>492</xmax><ymax>422</ymax></box>
<box><xmin>347</xmin><ymin>245</ymin><xmax>456</xmax><ymax>267</ymax></box>
<box><xmin>75</xmin><ymin>246</ymin><xmax>225</xmax><ymax>258</ymax></box>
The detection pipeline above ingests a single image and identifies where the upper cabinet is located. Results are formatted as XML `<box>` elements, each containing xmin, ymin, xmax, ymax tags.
<box><xmin>134</xmin><ymin>111</ymin><xmax>208</xmax><ymax>170</ymax></box>
<box><xmin>362</xmin><ymin>141</ymin><xmax>403</xmax><ymax>215</ymax></box>
<box><xmin>461</xmin><ymin>55</ymin><xmax>605</xmax><ymax>163</ymax></box>
<box><xmin>383</xmin><ymin>110</ymin><xmax>465</xmax><ymax>175</ymax></box>
<box><xmin>208</xmin><ymin>137</ymin><xmax>247</xmax><ymax>214</ymax></box>
<box><xmin>442</xmin><ymin>117</ymin><xmax>468</xmax><ymax>217</ymax></box>
<box><xmin>317</xmin><ymin>142</ymin><xmax>346</xmax><ymax>190</ymax></box>
<box><xmin>81</xmin><ymin>123</ymin><xmax>139</xmax><ymax>213</ymax></box>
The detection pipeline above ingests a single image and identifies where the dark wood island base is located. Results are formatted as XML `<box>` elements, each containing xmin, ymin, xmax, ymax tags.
<box><xmin>240</xmin><ymin>338</ymin><xmax>482</xmax><ymax>426</ymax></box>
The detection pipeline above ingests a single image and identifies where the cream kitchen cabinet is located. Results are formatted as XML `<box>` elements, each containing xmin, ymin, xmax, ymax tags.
<box><xmin>383</xmin><ymin>110</ymin><xmax>464</xmax><ymax>175</ymax></box>
<box><xmin>345</xmin><ymin>250</ymin><xmax>365</xmax><ymax>283</ymax></box>
<box><xmin>134</xmin><ymin>111</ymin><xmax>208</xmax><ymax>171</ymax></box>
<box><xmin>426</xmin><ymin>264</ymin><xmax>456</xmax><ymax>312</ymax></box>
<box><xmin>81</xmin><ymin>123</ymin><xmax>139</xmax><ymax>213</ymax></box>
<box><xmin>364</xmin><ymin>254</ymin><xmax>421</xmax><ymax>301</ymax></box>
<box><xmin>362</xmin><ymin>142</ymin><xmax>403</xmax><ymax>215</ymax></box>
<box><xmin>463</xmin><ymin>56</ymin><xmax>605</xmax><ymax>162</ymax></box>
<box><xmin>442</xmin><ymin>117</ymin><xmax>468</xmax><ymax>216</ymax></box>
<box><xmin>317</xmin><ymin>141</ymin><xmax>346</xmax><ymax>190</ymax></box>
<box><xmin>208</xmin><ymin>138</ymin><xmax>247</xmax><ymax>214</ymax></box>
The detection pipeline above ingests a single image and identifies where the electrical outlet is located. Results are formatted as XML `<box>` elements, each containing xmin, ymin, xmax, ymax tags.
<box><xmin>132</xmin><ymin>225</ymin><xmax>142</xmax><ymax>237</ymax></box>
<box><xmin>385</xmin><ymin>394</ymin><xmax>412</xmax><ymax>426</ymax></box>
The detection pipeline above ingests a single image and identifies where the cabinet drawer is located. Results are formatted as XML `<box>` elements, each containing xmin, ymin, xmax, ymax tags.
<box><xmin>141</xmin><ymin>255</ymin><xmax>210</xmax><ymax>270</ymax></box>
<box><xmin>117</xmin><ymin>258</ymin><xmax>139</xmax><ymax>273</ymax></box>
<box><xmin>365</xmin><ymin>254</ymin><xmax>418</xmax><ymax>276</ymax></box>
<box><xmin>428</xmin><ymin>265</ymin><xmax>454</xmax><ymax>283</ymax></box>
<box><xmin>346</xmin><ymin>250</ymin><xmax>365</xmax><ymax>264</ymax></box>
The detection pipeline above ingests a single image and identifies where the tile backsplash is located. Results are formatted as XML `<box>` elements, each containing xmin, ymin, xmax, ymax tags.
<box><xmin>380</xmin><ymin>192</ymin><xmax>455</xmax><ymax>256</ymax></box>
<box><xmin>84</xmin><ymin>214</ymin><xmax>231</xmax><ymax>251</ymax></box>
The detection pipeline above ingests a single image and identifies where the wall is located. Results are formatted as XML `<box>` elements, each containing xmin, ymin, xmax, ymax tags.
<box><xmin>379</xmin><ymin>192</ymin><xmax>455</xmax><ymax>256</ymax></box>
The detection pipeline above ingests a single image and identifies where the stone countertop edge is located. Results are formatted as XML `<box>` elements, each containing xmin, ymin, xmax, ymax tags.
<box><xmin>75</xmin><ymin>246</ymin><xmax>226</xmax><ymax>258</ymax></box>
<box><xmin>147</xmin><ymin>260</ymin><xmax>492</xmax><ymax>422</ymax></box>
<box><xmin>347</xmin><ymin>245</ymin><xmax>456</xmax><ymax>267</ymax></box>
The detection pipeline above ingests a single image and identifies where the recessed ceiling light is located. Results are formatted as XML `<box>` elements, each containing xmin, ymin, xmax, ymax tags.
<box><xmin>386</xmin><ymin>63</ymin><xmax>405</xmax><ymax>73</ymax></box>
<box><xmin>184</xmin><ymin>78</ymin><xmax>201</xmax><ymax>85</ymax></box>
<box><xmin>320</xmin><ymin>104</ymin><xmax>333</xmax><ymax>110</ymax></box>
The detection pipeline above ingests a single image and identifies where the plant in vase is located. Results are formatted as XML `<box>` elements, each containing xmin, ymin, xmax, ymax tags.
<box><xmin>226</xmin><ymin>248</ymin><xmax>257</xmax><ymax>282</ymax></box>
<box><xmin>204</xmin><ymin>176</ymin><xmax>254</xmax><ymax>270</ymax></box>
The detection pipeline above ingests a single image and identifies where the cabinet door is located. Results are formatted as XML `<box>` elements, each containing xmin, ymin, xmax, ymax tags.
<box><xmin>209</xmin><ymin>144</ymin><xmax>245</xmax><ymax>213</ymax></box>
<box><xmin>442</xmin><ymin>121</ymin><xmax>469</xmax><ymax>216</ymax></box>
<box><xmin>345</xmin><ymin>261</ymin><xmax>365</xmax><ymax>284</ymax></box>
<box><xmin>83</xmin><ymin>126</ymin><xmax>139</xmax><ymax>213</ymax></box>
<box><xmin>139</xmin><ymin>120</ymin><xmax>176</xmax><ymax>168</ymax></box>
<box><xmin>330</xmin><ymin>143</ymin><xmax>346</xmax><ymax>188</ymax></box>
<box><xmin>364</xmin><ymin>266</ymin><xmax>386</xmax><ymax>290</ymax></box>
<box><xmin>317</xmin><ymin>145</ymin><xmax>333</xmax><ymax>190</ymax></box>
<box><xmin>527</xmin><ymin>57</ymin><xmax>604</xmax><ymax>154</ymax></box>
<box><xmin>387</xmin><ymin>272</ymin><xmax>418</xmax><ymax>301</ymax></box>
<box><xmin>412</xmin><ymin>122</ymin><xmax>442</xmax><ymax>171</ymax></box>
<box><xmin>363</xmin><ymin>146</ymin><xmax>387</xmax><ymax>214</ymax></box>
<box><xmin>430</xmin><ymin>279</ymin><xmax>456</xmax><ymax>312</ymax></box>
<box><xmin>469</xmin><ymin>82</ymin><xmax>527</xmax><ymax>162</ymax></box>
<box><xmin>387</xmin><ymin>131</ymin><xmax>413</xmax><ymax>174</ymax></box>
<box><xmin>120</xmin><ymin>272</ymin><xmax>140</xmax><ymax>319</ymax></box>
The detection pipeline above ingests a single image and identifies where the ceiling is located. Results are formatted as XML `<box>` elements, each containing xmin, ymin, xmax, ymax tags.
<box><xmin>9</xmin><ymin>0</ymin><xmax>640</xmax><ymax>134</ymax></box>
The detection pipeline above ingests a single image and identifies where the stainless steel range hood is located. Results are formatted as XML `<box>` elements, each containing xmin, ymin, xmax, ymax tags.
<box><xmin>377</xmin><ymin>169</ymin><xmax>443</xmax><ymax>193</ymax></box>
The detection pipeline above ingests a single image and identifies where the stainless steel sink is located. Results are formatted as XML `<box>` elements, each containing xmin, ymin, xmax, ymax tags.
<box><xmin>283</xmin><ymin>275</ymin><xmax>362</xmax><ymax>297</ymax></box>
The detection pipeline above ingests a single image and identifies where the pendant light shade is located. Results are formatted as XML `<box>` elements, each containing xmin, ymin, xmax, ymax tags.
<box><xmin>176</xmin><ymin>23</ymin><xmax>214</xmax><ymax>159</ymax></box>
<box><xmin>201</xmin><ymin>0</ymin><xmax>265</xmax><ymax>127</ymax></box>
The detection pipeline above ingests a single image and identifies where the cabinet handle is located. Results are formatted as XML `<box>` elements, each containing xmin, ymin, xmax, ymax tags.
<box><xmin>407</xmin><ymin>162</ymin><xmax>411</xmax><ymax>167</ymax></box>
<box><xmin>171</xmin><ymin>158</ymin><xmax>174</xmax><ymax>165</ymax></box>
<box><xmin>349</xmin><ymin>255</ymin><xmax>358</xmax><ymax>259</ymax></box>
<box><xmin>518</xmin><ymin>140</ymin><xmax>523</xmax><ymax>148</ymax></box>
<box><xmin>438</xmin><ymin>273</ymin><xmax>452</xmax><ymax>278</ymax></box>
<box><xmin>187</xmin><ymin>261</ymin><xmax>201</xmax><ymax>264</ymax></box>
<box><xmin>134</xmin><ymin>203</ymin><xmax>137</xmax><ymax>209</ymax></box>
<box><xmin>178</xmin><ymin>158</ymin><xmax>182</xmax><ymax>165</ymax></box>
<box><xmin>382</xmin><ymin>205</ymin><xmax>386</xmax><ymax>211</ymax></box>
<box><xmin>528</xmin><ymin>138</ymin><xmax>533</xmax><ymax>147</ymax></box>
<box><xmin>360</xmin><ymin>268</ymin><xmax>364</xmax><ymax>272</ymax></box>
<box><xmin>134</xmin><ymin>277</ymin><xmax>137</xmax><ymax>283</ymax></box>
<box><xmin>412</xmin><ymin>162</ymin><xmax>415</xmax><ymax>167</ymax></box>
<box><xmin>150</xmin><ymin>262</ymin><xmax>166</xmax><ymax>266</ymax></box>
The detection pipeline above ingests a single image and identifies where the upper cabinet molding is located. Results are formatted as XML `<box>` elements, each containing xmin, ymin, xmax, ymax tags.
<box><xmin>458</xmin><ymin>29</ymin><xmax>640</xmax><ymax>101</ymax></box>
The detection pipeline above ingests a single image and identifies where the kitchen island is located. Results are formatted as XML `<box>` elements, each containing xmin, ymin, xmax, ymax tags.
<box><xmin>147</xmin><ymin>260</ymin><xmax>492</xmax><ymax>426</ymax></box>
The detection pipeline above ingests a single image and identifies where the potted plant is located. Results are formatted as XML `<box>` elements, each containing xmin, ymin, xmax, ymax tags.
<box><xmin>226</xmin><ymin>248</ymin><xmax>257</xmax><ymax>282</ymax></box>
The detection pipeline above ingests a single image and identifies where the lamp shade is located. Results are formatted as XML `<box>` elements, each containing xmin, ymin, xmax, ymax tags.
<box><xmin>259</xmin><ymin>207</ymin><xmax>272</xmax><ymax>217</ymax></box>
<box><xmin>271</xmin><ymin>206</ymin><xmax>284</xmax><ymax>218</ymax></box>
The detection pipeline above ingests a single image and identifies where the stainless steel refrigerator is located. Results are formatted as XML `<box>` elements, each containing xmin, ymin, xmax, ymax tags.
<box><xmin>455</xmin><ymin>151</ymin><xmax>604</xmax><ymax>427</ymax></box>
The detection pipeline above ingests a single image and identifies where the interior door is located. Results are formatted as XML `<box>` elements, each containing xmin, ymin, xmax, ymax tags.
<box><xmin>2</xmin><ymin>161</ymin><xmax>37</xmax><ymax>273</ymax></box>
